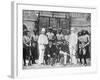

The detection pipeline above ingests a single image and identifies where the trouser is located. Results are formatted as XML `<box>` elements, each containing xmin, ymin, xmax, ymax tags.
<box><xmin>38</xmin><ymin>45</ymin><xmax>45</xmax><ymax>64</ymax></box>
<box><xmin>31</xmin><ymin>47</ymin><xmax>36</xmax><ymax>64</ymax></box>
<box><xmin>69</xmin><ymin>45</ymin><xmax>77</xmax><ymax>64</ymax></box>
<box><xmin>59</xmin><ymin>51</ymin><xmax>67</xmax><ymax>65</ymax></box>
<box><xmin>51</xmin><ymin>57</ymin><xmax>56</xmax><ymax>66</ymax></box>
<box><xmin>79</xmin><ymin>48</ymin><xmax>87</xmax><ymax>65</ymax></box>
<box><xmin>23</xmin><ymin>47</ymin><xmax>30</xmax><ymax>66</ymax></box>
<box><xmin>56</xmin><ymin>53</ymin><xmax>60</xmax><ymax>62</ymax></box>
<box><xmin>67</xmin><ymin>55</ymin><xmax>70</xmax><ymax>63</ymax></box>
<box><xmin>23</xmin><ymin>48</ymin><xmax>26</xmax><ymax>65</ymax></box>
<box><xmin>83</xmin><ymin>55</ymin><xmax>87</xmax><ymax>64</ymax></box>
<box><xmin>80</xmin><ymin>56</ymin><xmax>87</xmax><ymax>65</ymax></box>
<box><xmin>44</xmin><ymin>55</ymin><xmax>50</xmax><ymax>65</ymax></box>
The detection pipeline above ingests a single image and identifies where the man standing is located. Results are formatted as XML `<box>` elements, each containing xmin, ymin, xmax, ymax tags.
<box><xmin>56</xmin><ymin>29</ymin><xmax>64</xmax><ymax>62</ymax></box>
<box><xmin>23</xmin><ymin>30</ymin><xmax>31</xmax><ymax>66</ymax></box>
<box><xmin>30</xmin><ymin>31</ymin><xmax>38</xmax><ymax>64</ymax></box>
<box><xmin>78</xmin><ymin>30</ymin><xmax>90</xmax><ymax>66</ymax></box>
<box><xmin>64</xmin><ymin>33</ymin><xmax>70</xmax><ymax>63</ymax></box>
<box><xmin>56</xmin><ymin>29</ymin><xmax>64</xmax><ymax>42</ymax></box>
<box><xmin>38</xmin><ymin>28</ymin><xmax>48</xmax><ymax>65</ymax></box>
<box><xmin>69</xmin><ymin>27</ymin><xmax>78</xmax><ymax>64</ymax></box>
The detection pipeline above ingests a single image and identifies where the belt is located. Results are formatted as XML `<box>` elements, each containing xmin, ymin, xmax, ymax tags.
<box><xmin>39</xmin><ymin>44</ymin><xmax>44</xmax><ymax>45</ymax></box>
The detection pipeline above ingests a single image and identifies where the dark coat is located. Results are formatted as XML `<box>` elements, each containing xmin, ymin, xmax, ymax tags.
<box><xmin>45</xmin><ymin>44</ymin><xmax>58</xmax><ymax>58</ymax></box>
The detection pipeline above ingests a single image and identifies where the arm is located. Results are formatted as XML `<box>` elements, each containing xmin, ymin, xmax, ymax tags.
<box><xmin>23</xmin><ymin>36</ymin><xmax>30</xmax><ymax>47</ymax></box>
<box><xmin>44</xmin><ymin>36</ymin><xmax>48</xmax><ymax>45</ymax></box>
<box><xmin>38</xmin><ymin>35</ymin><xmax>41</xmax><ymax>44</ymax></box>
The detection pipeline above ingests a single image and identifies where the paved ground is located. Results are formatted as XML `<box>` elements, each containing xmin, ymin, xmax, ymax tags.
<box><xmin>23</xmin><ymin>62</ymin><xmax>91</xmax><ymax>69</ymax></box>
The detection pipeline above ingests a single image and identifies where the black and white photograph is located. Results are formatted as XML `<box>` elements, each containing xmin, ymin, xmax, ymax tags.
<box><xmin>23</xmin><ymin>10</ymin><xmax>91</xmax><ymax>69</ymax></box>
<box><xmin>11</xmin><ymin>2</ymin><xmax>97</xmax><ymax>78</ymax></box>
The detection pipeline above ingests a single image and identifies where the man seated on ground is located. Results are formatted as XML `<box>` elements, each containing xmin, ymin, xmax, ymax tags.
<box><xmin>44</xmin><ymin>40</ymin><xmax>58</xmax><ymax>66</ymax></box>
<box><xmin>59</xmin><ymin>40</ymin><xmax>70</xmax><ymax>65</ymax></box>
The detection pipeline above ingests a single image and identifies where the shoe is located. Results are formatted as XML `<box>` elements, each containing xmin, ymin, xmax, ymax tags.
<box><xmin>84</xmin><ymin>64</ymin><xmax>87</xmax><ymax>66</ymax></box>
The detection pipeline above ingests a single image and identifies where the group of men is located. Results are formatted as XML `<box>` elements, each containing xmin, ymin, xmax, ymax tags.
<box><xmin>23</xmin><ymin>26</ymin><xmax>90</xmax><ymax>67</ymax></box>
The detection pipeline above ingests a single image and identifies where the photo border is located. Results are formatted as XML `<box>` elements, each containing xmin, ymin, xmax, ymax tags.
<box><xmin>11</xmin><ymin>1</ymin><xmax>97</xmax><ymax>78</ymax></box>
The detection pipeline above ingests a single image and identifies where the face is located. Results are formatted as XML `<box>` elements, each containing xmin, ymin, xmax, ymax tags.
<box><xmin>49</xmin><ymin>41</ymin><xmax>52</xmax><ymax>46</ymax></box>
<box><xmin>49</xmin><ymin>29</ymin><xmax>52</xmax><ymax>32</ymax></box>
<box><xmin>66</xmin><ymin>30</ymin><xmax>70</xmax><ymax>35</ymax></box>
<box><xmin>27</xmin><ymin>32</ymin><xmax>30</xmax><ymax>36</ymax></box>
<box><xmin>32</xmin><ymin>43</ymin><xmax>36</xmax><ymax>47</ymax></box>
<box><xmin>41</xmin><ymin>31</ymin><xmax>45</xmax><ymax>34</ymax></box>
<box><xmin>78</xmin><ymin>32</ymin><xmax>81</xmax><ymax>36</ymax></box>
<box><xmin>63</xmin><ymin>41</ymin><xmax>65</xmax><ymax>45</ymax></box>
<box><xmin>71</xmin><ymin>30</ymin><xmax>73</xmax><ymax>33</ymax></box>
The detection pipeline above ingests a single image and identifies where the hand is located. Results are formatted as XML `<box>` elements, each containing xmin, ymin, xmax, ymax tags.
<box><xmin>53</xmin><ymin>53</ymin><xmax>56</xmax><ymax>55</ymax></box>
<box><xmin>48</xmin><ymin>54</ymin><xmax>50</xmax><ymax>57</ymax></box>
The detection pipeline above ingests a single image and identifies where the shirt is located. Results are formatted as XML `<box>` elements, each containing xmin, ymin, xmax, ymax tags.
<box><xmin>45</xmin><ymin>45</ymin><xmax>57</xmax><ymax>57</ymax></box>
<box><xmin>23</xmin><ymin>35</ymin><xmax>31</xmax><ymax>48</ymax></box>
<box><xmin>79</xmin><ymin>34</ymin><xmax>89</xmax><ymax>43</ymax></box>
<box><xmin>69</xmin><ymin>33</ymin><xmax>78</xmax><ymax>46</ymax></box>
<box><xmin>78</xmin><ymin>34</ymin><xmax>90</xmax><ymax>48</ymax></box>
<box><xmin>31</xmin><ymin>34</ymin><xmax>38</xmax><ymax>42</ymax></box>
<box><xmin>56</xmin><ymin>33</ymin><xmax>64</xmax><ymax>41</ymax></box>
<box><xmin>65</xmin><ymin>35</ymin><xmax>69</xmax><ymax>42</ymax></box>
<box><xmin>46</xmin><ymin>32</ymin><xmax>54</xmax><ymax>40</ymax></box>
<box><xmin>60</xmin><ymin>43</ymin><xmax>69</xmax><ymax>53</ymax></box>
<box><xmin>38</xmin><ymin>34</ymin><xmax>48</xmax><ymax>45</ymax></box>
